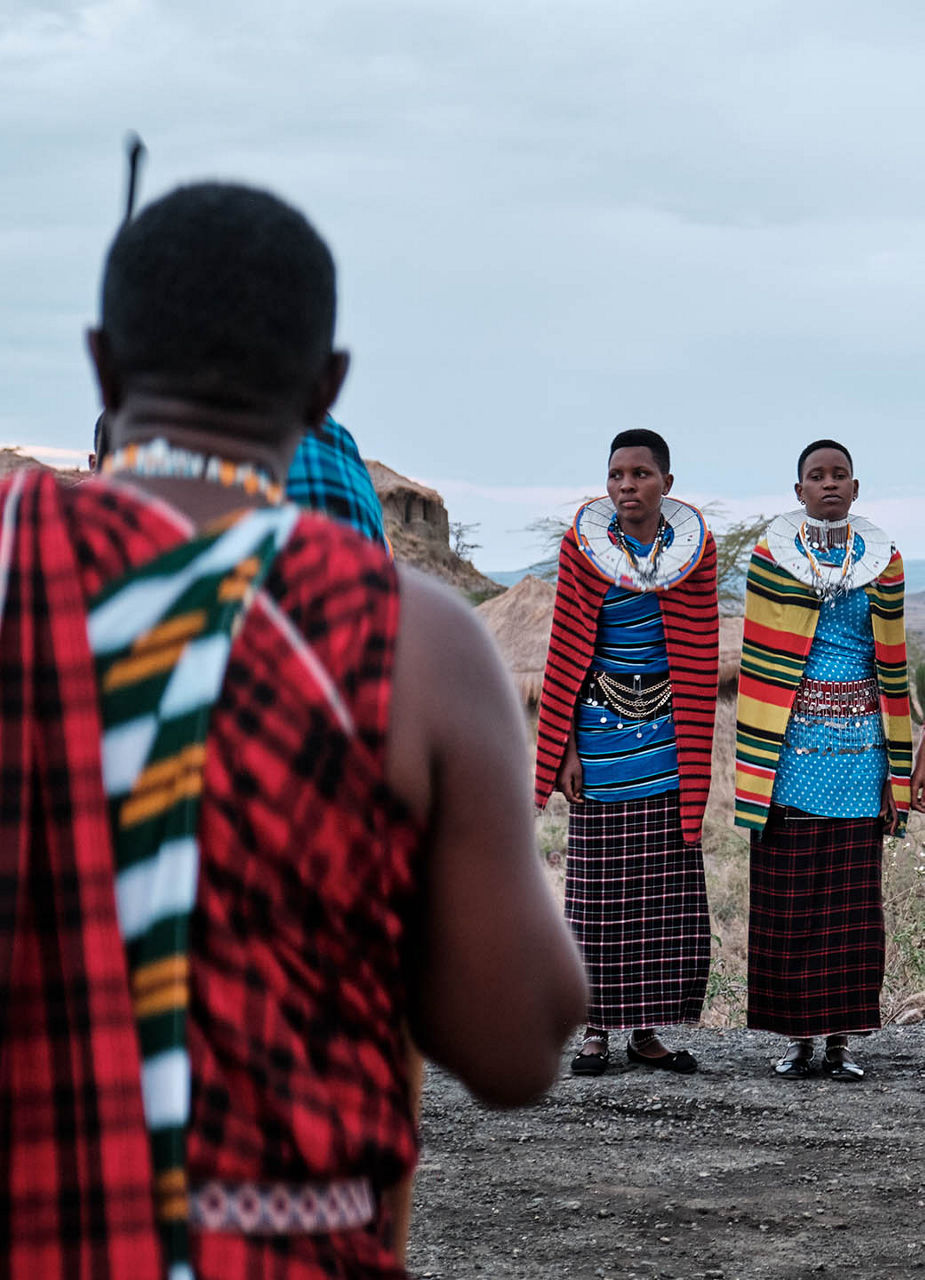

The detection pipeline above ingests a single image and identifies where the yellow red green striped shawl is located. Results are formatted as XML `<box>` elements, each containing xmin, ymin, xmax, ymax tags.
<box><xmin>734</xmin><ymin>538</ymin><xmax>912</xmax><ymax>834</ymax></box>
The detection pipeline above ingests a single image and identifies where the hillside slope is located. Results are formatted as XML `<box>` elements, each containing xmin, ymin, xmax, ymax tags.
<box><xmin>367</xmin><ymin>458</ymin><xmax>503</xmax><ymax>601</ymax></box>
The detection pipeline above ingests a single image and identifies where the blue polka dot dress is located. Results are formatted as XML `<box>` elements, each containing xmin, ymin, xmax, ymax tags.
<box><xmin>772</xmin><ymin>543</ymin><xmax>887</xmax><ymax>819</ymax></box>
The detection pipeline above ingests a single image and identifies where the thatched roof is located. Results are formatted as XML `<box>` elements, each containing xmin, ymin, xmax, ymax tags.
<box><xmin>478</xmin><ymin>577</ymin><xmax>745</xmax><ymax>705</ymax></box>
<box><xmin>365</xmin><ymin>459</ymin><xmax>443</xmax><ymax>506</ymax></box>
<box><xmin>476</xmin><ymin>575</ymin><xmax>556</xmax><ymax>705</ymax></box>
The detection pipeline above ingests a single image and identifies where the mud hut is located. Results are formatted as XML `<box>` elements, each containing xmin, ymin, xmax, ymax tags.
<box><xmin>365</xmin><ymin>459</ymin><xmax>449</xmax><ymax>545</ymax></box>
<box><xmin>476</xmin><ymin>574</ymin><xmax>556</xmax><ymax>706</ymax></box>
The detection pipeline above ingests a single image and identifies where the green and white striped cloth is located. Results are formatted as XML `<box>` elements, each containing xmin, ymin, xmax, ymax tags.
<box><xmin>89</xmin><ymin>505</ymin><xmax>298</xmax><ymax>1280</ymax></box>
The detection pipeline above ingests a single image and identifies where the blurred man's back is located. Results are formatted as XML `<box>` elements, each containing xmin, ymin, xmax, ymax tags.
<box><xmin>0</xmin><ymin>182</ymin><xmax>584</xmax><ymax>1279</ymax></box>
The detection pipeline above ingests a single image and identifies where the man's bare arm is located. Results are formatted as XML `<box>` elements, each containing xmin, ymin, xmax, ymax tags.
<box><xmin>387</xmin><ymin>566</ymin><xmax>586</xmax><ymax>1107</ymax></box>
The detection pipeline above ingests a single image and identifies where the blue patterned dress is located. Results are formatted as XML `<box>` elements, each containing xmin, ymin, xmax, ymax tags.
<box><xmin>574</xmin><ymin>587</ymin><xmax>679</xmax><ymax>802</ymax></box>
<box><xmin>773</xmin><ymin>545</ymin><xmax>887</xmax><ymax>818</ymax></box>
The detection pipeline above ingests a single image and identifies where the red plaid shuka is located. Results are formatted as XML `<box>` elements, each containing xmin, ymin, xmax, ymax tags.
<box><xmin>535</xmin><ymin>527</ymin><xmax>719</xmax><ymax>843</ymax></box>
<box><xmin>1</xmin><ymin>470</ymin><xmax>420</xmax><ymax>1280</ymax></box>
<box><xmin>748</xmin><ymin>807</ymin><xmax>885</xmax><ymax>1037</ymax></box>
<box><xmin>566</xmin><ymin>792</ymin><xmax>710</xmax><ymax>1029</ymax></box>
<box><xmin>0</xmin><ymin>470</ymin><xmax>162</xmax><ymax>1279</ymax></box>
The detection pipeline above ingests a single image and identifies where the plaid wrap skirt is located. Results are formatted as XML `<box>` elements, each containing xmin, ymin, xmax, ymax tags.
<box><xmin>748</xmin><ymin>806</ymin><xmax>885</xmax><ymax>1037</ymax></box>
<box><xmin>565</xmin><ymin>791</ymin><xmax>710</xmax><ymax>1030</ymax></box>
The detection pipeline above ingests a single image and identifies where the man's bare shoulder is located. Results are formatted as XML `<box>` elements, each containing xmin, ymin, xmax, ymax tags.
<box><xmin>388</xmin><ymin>564</ymin><xmax>524</xmax><ymax>827</ymax></box>
<box><xmin>394</xmin><ymin>562</ymin><xmax>476</xmax><ymax>618</ymax></box>
<box><xmin>394</xmin><ymin>564</ymin><xmax>513</xmax><ymax>708</ymax></box>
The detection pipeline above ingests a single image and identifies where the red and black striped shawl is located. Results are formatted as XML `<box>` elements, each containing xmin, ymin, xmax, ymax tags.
<box><xmin>535</xmin><ymin>527</ymin><xmax>719</xmax><ymax>844</ymax></box>
<box><xmin>0</xmin><ymin>471</ymin><xmax>163</xmax><ymax>1279</ymax></box>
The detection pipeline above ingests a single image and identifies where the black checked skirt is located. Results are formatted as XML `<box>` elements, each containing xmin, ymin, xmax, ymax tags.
<box><xmin>565</xmin><ymin>791</ymin><xmax>710</xmax><ymax>1030</ymax></box>
<box><xmin>748</xmin><ymin>806</ymin><xmax>885</xmax><ymax>1037</ymax></box>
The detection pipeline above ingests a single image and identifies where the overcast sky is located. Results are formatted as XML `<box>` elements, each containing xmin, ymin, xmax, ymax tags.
<box><xmin>2</xmin><ymin>0</ymin><xmax>924</xmax><ymax>569</ymax></box>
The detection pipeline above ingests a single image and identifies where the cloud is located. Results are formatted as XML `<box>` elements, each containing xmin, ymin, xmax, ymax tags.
<box><xmin>2</xmin><ymin>0</ymin><xmax>925</xmax><ymax>536</ymax></box>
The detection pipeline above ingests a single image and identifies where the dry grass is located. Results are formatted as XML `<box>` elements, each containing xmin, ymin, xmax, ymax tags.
<box><xmin>882</xmin><ymin>812</ymin><xmax>925</xmax><ymax>1022</ymax></box>
<box><xmin>534</xmin><ymin>697</ymin><xmax>925</xmax><ymax>1028</ymax></box>
<box><xmin>700</xmin><ymin>694</ymin><xmax>749</xmax><ymax>1026</ymax></box>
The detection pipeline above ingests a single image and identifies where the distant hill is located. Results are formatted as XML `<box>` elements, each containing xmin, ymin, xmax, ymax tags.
<box><xmin>483</xmin><ymin>568</ymin><xmax>535</xmax><ymax>588</ymax></box>
<box><xmin>0</xmin><ymin>446</ymin><xmax>84</xmax><ymax>485</ymax></box>
<box><xmin>487</xmin><ymin>559</ymin><xmax>925</xmax><ymax>608</ymax></box>
<box><xmin>906</xmin><ymin>590</ymin><xmax>925</xmax><ymax>642</ymax></box>
<box><xmin>0</xmin><ymin>447</ymin><xmax>503</xmax><ymax>603</ymax></box>
<box><xmin>904</xmin><ymin>561</ymin><xmax>925</xmax><ymax>595</ymax></box>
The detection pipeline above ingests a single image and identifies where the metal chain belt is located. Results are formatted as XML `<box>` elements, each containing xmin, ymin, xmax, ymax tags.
<box><xmin>584</xmin><ymin>670</ymin><xmax>673</xmax><ymax>722</ymax></box>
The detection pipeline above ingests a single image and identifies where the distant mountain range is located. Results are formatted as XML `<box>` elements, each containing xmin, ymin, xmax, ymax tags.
<box><xmin>901</xmin><ymin>561</ymin><xmax>925</xmax><ymax>595</ymax></box>
<box><xmin>484</xmin><ymin>568</ymin><xmax>541</xmax><ymax>588</ymax></box>
<box><xmin>487</xmin><ymin>560</ymin><xmax>925</xmax><ymax>599</ymax></box>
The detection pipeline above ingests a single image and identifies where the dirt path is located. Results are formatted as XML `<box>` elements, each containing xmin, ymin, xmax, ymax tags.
<box><xmin>407</xmin><ymin>1027</ymin><xmax>925</xmax><ymax>1280</ymax></box>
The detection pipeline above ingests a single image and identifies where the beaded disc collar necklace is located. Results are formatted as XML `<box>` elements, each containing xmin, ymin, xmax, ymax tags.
<box><xmin>103</xmin><ymin>437</ymin><xmax>284</xmax><ymax>505</ymax></box>
<box><xmin>574</xmin><ymin>496</ymin><xmax>708</xmax><ymax>591</ymax></box>
<box><xmin>765</xmin><ymin>509</ymin><xmax>892</xmax><ymax>602</ymax></box>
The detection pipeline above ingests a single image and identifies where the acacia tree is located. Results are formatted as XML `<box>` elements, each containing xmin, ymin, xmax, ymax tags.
<box><xmin>449</xmin><ymin>520</ymin><xmax>482</xmax><ymax>561</ymax></box>
<box><xmin>524</xmin><ymin>514</ymin><xmax>572</xmax><ymax>580</ymax></box>
<box><xmin>710</xmin><ymin>511</ymin><xmax>768</xmax><ymax>611</ymax></box>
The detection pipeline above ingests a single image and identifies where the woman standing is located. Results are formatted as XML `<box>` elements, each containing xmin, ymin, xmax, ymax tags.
<box><xmin>536</xmin><ymin>429</ymin><xmax>719</xmax><ymax>1075</ymax></box>
<box><xmin>735</xmin><ymin>439</ymin><xmax>912</xmax><ymax>1080</ymax></box>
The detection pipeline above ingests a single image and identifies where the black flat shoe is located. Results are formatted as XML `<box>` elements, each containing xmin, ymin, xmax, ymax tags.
<box><xmin>822</xmin><ymin>1046</ymin><xmax>864</xmax><ymax>1081</ymax></box>
<box><xmin>571</xmin><ymin>1036</ymin><xmax>610</xmax><ymax>1076</ymax></box>
<box><xmin>626</xmin><ymin>1039</ymin><xmax>698</xmax><ymax>1074</ymax></box>
<box><xmin>774</xmin><ymin>1039</ymin><xmax>816</xmax><ymax>1078</ymax></box>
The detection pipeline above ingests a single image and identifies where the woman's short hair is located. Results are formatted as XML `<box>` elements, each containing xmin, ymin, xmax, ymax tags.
<box><xmin>797</xmin><ymin>439</ymin><xmax>853</xmax><ymax>479</ymax></box>
<box><xmin>608</xmin><ymin>429</ymin><xmax>670</xmax><ymax>475</ymax></box>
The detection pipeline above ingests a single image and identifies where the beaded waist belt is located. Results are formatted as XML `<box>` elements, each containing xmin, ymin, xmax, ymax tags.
<box><xmin>582</xmin><ymin>669</ymin><xmax>672</xmax><ymax>721</ymax></box>
<box><xmin>792</xmin><ymin>677</ymin><xmax>879</xmax><ymax>718</ymax></box>
<box><xmin>189</xmin><ymin>1178</ymin><xmax>376</xmax><ymax>1235</ymax></box>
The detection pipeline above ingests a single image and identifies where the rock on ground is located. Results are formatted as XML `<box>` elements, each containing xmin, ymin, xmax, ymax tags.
<box><xmin>408</xmin><ymin>1026</ymin><xmax>925</xmax><ymax>1280</ymax></box>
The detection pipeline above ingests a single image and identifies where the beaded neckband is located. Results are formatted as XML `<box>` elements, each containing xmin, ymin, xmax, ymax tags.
<box><xmin>607</xmin><ymin>514</ymin><xmax>668</xmax><ymax>588</ymax></box>
<box><xmin>575</xmin><ymin>496</ymin><xmax>707</xmax><ymax>591</ymax></box>
<box><xmin>797</xmin><ymin>518</ymin><xmax>856</xmax><ymax>601</ymax></box>
<box><xmin>103</xmin><ymin>437</ymin><xmax>284</xmax><ymax>505</ymax></box>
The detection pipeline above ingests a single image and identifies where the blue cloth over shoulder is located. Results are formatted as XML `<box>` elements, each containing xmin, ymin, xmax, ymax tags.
<box><xmin>286</xmin><ymin>414</ymin><xmax>386</xmax><ymax>545</ymax></box>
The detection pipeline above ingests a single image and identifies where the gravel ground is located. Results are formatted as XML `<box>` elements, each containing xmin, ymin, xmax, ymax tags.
<box><xmin>407</xmin><ymin>1026</ymin><xmax>925</xmax><ymax>1280</ymax></box>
